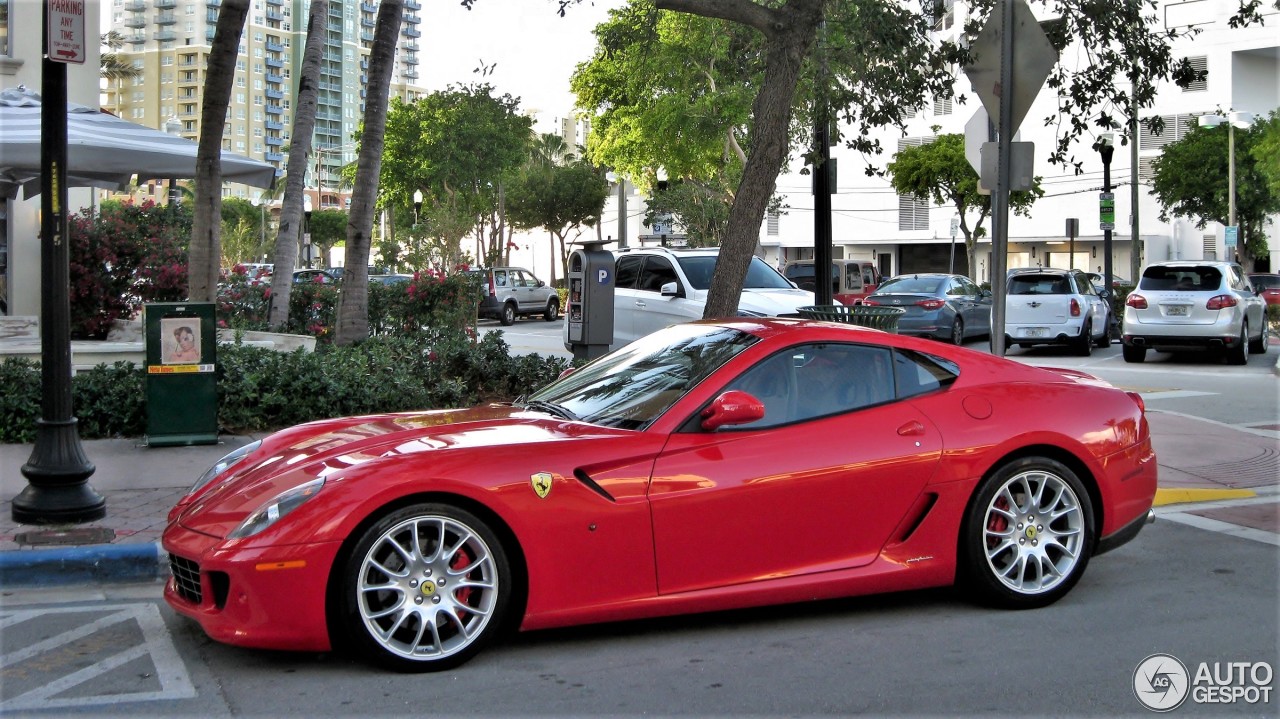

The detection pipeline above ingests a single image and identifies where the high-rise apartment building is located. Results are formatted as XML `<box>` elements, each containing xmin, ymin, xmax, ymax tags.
<box><xmin>102</xmin><ymin>0</ymin><xmax>425</xmax><ymax>206</ymax></box>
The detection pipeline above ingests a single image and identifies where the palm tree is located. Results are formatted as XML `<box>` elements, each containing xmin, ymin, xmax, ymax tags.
<box><xmin>267</xmin><ymin>0</ymin><xmax>326</xmax><ymax>330</ymax></box>
<box><xmin>189</xmin><ymin>0</ymin><xmax>250</xmax><ymax>302</ymax></box>
<box><xmin>333</xmin><ymin>0</ymin><xmax>403</xmax><ymax>345</ymax></box>
<box><xmin>100</xmin><ymin>31</ymin><xmax>142</xmax><ymax>82</ymax></box>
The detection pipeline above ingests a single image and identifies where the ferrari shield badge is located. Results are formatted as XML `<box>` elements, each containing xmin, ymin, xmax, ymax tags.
<box><xmin>531</xmin><ymin>472</ymin><xmax>554</xmax><ymax>499</ymax></box>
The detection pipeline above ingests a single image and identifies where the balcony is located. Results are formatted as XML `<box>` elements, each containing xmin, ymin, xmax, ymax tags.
<box><xmin>403</xmin><ymin>13</ymin><xmax>420</xmax><ymax>24</ymax></box>
<box><xmin>265</xmin><ymin>136</ymin><xmax>284</xmax><ymax>147</ymax></box>
<box><xmin>403</xmin><ymin>27</ymin><xmax>421</xmax><ymax>38</ymax></box>
<box><xmin>403</xmin><ymin>69</ymin><xmax>418</xmax><ymax>80</ymax></box>
<box><xmin>154</xmin><ymin>30</ymin><xmax>177</xmax><ymax>42</ymax></box>
<box><xmin>266</xmin><ymin>152</ymin><xmax>284</xmax><ymax>163</ymax></box>
<box><xmin>361</xmin><ymin>31</ymin><xmax>375</xmax><ymax>42</ymax></box>
<box><xmin>154</xmin><ymin>0</ymin><xmax>176</xmax><ymax>8</ymax></box>
<box><xmin>206</xmin><ymin>28</ymin><xmax>217</xmax><ymax>42</ymax></box>
<box><xmin>155</xmin><ymin>12</ymin><xmax>177</xmax><ymax>24</ymax></box>
<box><xmin>266</xmin><ymin>57</ymin><xmax>284</xmax><ymax>69</ymax></box>
<box><xmin>360</xmin><ymin>58</ymin><xmax>368</xmax><ymax>69</ymax></box>
<box><xmin>266</xmin><ymin>9</ymin><xmax>282</xmax><ymax>21</ymax></box>
<box><xmin>266</xmin><ymin>41</ymin><xmax>285</xmax><ymax>53</ymax></box>
<box><xmin>404</xmin><ymin>0</ymin><xmax>421</xmax><ymax>9</ymax></box>
<box><xmin>403</xmin><ymin>54</ymin><xmax>418</xmax><ymax>66</ymax></box>
<box><xmin>178</xmin><ymin>73</ymin><xmax>200</xmax><ymax>85</ymax></box>
<box><xmin>402</xmin><ymin>41</ymin><xmax>418</xmax><ymax>52</ymax></box>
<box><xmin>125</xmin><ymin>0</ymin><xmax>147</xmax><ymax>10</ymax></box>
<box><xmin>361</xmin><ymin>2</ymin><xmax>378</xmax><ymax>12</ymax></box>
<box><xmin>265</xmin><ymin>120</ymin><xmax>284</xmax><ymax>131</ymax></box>
<box><xmin>127</xmin><ymin>33</ymin><xmax>147</xmax><ymax>44</ymax></box>
<box><xmin>206</xmin><ymin>9</ymin><xmax>219</xmax><ymax>22</ymax></box>
<box><xmin>266</xmin><ymin>73</ymin><xmax>284</xmax><ymax>85</ymax></box>
<box><xmin>205</xmin><ymin>0</ymin><xmax>221</xmax><ymax>6</ymax></box>
<box><xmin>359</xmin><ymin>74</ymin><xmax>367</xmax><ymax>84</ymax></box>
<box><xmin>266</xmin><ymin>88</ymin><xmax>284</xmax><ymax>100</ymax></box>
<box><xmin>265</xmin><ymin>104</ymin><xmax>284</xmax><ymax>115</ymax></box>
<box><xmin>266</xmin><ymin>0</ymin><xmax>283</xmax><ymax>5</ymax></box>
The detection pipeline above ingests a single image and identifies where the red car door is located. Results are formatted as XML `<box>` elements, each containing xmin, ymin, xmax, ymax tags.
<box><xmin>648</xmin><ymin>390</ymin><xmax>943</xmax><ymax>596</ymax></box>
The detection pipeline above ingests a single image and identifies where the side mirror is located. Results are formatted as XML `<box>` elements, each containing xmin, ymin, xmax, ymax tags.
<box><xmin>700</xmin><ymin>390</ymin><xmax>766</xmax><ymax>431</ymax></box>
<box><xmin>537</xmin><ymin>280</ymin><xmax>546</xmax><ymax>287</ymax></box>
<box><xmin>660</xmin><ymin>281</ymin><xmax>683</xmax><ymax>298</ymax></box>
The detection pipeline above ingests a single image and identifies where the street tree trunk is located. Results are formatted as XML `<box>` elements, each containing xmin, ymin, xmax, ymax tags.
<box><xmin>654</xmin><ymin>0</ymin><xmax>825</xmax><ymax>319</ymax></box>
<box><xmin>188</xmin><ymin>0</ymin><xmax>249</xmax><ymax>302</ymax></box>
<box><xmin>334</xmin><ymin>0</ymin><xmax>403</xmax><ymax>345</ymax></box>
<box><xmin>267</xmin><ymin>0</ymin><xmax>326</xmax><ymax>329</ymax></box>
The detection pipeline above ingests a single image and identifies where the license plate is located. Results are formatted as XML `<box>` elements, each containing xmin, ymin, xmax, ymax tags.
<box><xmin>1165</xmin><ymin>305</ymin><xmax>1189</xmax><ymax>317</ymax></box>
<box><xmin>1021</xmin><ymin>328</ymin><xmax>1047</xmax><ymax>338</ymax></box>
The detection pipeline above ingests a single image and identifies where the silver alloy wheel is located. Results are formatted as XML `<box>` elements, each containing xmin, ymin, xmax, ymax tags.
<box><xmin>356</xmin><ymin>515</ymin><xmax>499</xmax><ymax>661</ymax></box>
<box><xmin>980</xmin><ymin>469</ymin><xmax>1084</xmax><ymax>595</ymax></box>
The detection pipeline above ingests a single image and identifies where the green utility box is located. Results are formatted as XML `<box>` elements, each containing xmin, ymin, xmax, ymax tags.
<box><xmin>144</xmin><ymin>302</ymin><xmax>218</xmax><ymax>446</ymax></box>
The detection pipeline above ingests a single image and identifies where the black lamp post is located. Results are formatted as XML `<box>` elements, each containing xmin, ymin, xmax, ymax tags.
<box><xmin>413</xmin><ymin>189</ymin><xmax>423</xmax><ymax>226</ymax></box>
<box><xmin>1094</xmin><ymin>133</ymin><xmax>1116</xmax><ymax>336</ymax></box>
<box><xmin>303</xmin><ymin>194</ymin><xmax>313</xmax><ymax>269</ymax></box>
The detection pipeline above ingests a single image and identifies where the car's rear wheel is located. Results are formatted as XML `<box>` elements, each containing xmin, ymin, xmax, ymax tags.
<box><xmin>500</xmin><ymin>303</ymin><xmax>517</xmax><ymax>326</ymax></box>
<box><xmin>1074</xmin><ymin>320</ymin><xmax>1093</xmax><ymax>356</ymax></box>
<box><xmin>544</xmin><ymin>298</ymin><xmax>559</xmax><ymax>322</ymax></box>
<box><xmin>960</xmin><ymin>457</ymin><xmax>1094</xmax><ymax>609</ymax></box>
<box><xmin>949</xmin><ymin>318</ymin><xmax>964</xmax><ymax>345</ymax></box>
<box><xmin>1122</xmin><ymin>344</ymin><xmax>1146</xmax><ymax>363</ymax></box>
<box><xmin>1249</xmin><ymin>320</ymin><xmax>1269</xmax><ymax>354</ymax></box>
<box><xmin>338</xmin><ymin>503</ymin><xmax>512</xmax><ymax>671</ymax></box>
<box><xmin>1227</xmin><ymin>323</ymin><xmax>1248</xmax><ymax>365</ymax></box>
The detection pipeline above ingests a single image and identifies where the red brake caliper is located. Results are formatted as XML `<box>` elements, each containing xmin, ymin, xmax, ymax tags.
<box><xmin>986</xmin><ymin>497</ymin><xmax>1010</xmax><ymax>547</ymax></box>
<box><xmin>450</xmin><ymin>549</ymin><xmax>473</xmax><ymax>616</ymax></box>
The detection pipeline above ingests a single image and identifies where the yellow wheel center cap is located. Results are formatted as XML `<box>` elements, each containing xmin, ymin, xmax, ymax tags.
<box><xmin>420</xmin><ymin>581</ymin><xmax>437</xmax><ymax>597</ymax></box>
<box><xmin>1025</xmin><ymin>525</ymin><xmax>1038</xmax><ymax>540</ymax></box>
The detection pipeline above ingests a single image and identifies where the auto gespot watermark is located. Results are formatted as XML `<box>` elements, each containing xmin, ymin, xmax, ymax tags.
<box><xmin>1133</xmin><ymin>653</ymin><xmax>1274</xmax><ymax>712</ymax></box>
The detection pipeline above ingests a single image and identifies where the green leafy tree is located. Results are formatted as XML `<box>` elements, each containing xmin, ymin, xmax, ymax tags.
<box><xmin>220</xmin><ymin>218</ymin><xmax>262</xmax><ymax>268</ymax></box>
<box><xmin>306</xmin><ymin>208</ymin><xmax>348</xmax><ymax>268</ymax></box>
<box><xmin>100</xmin><ymin>31</ymin><xmax>142</xmax><ymax>82</ymax></box>
<box><xmin>380</xmin><ymin>84</ymin><xmax>533</xmax><ymax>268</ymax></box>
<box><xmin>1151</xmin><ymin>119</ymin><xmax>1278</xmax><ymax>271</ymax></box>
<box><xmin>887</xmin><ymin>134</ymin><xmax>1043</xmax><ymax>279</ymax></box>
<box><xmin>1250</xmin><ymin>109</ymin><xmax>1280</xmax><ymax>202</ymax></box>
<box><xmin>507</xmin><ymin>157</ymin><xmax>611</xmax><ymax>283</ymax></box>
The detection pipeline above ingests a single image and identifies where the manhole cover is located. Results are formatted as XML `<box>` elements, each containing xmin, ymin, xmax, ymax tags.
<box><xmin>14</xmin><ymin>527</ymin><xmax>117</xmax><ymax>546</ymax></box>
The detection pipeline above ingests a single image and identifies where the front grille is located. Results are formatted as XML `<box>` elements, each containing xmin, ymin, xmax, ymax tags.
<box><xmin>169</xmin><ymin>554</ymin><xmax>203</xmax><ymax>604</ymax></box>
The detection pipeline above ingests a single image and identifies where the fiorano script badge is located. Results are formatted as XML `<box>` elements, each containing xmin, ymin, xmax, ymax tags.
<box><xmin>531</xmin><ymin>472</ymin><xmax>553</xmax><ymax>499</ymax></box>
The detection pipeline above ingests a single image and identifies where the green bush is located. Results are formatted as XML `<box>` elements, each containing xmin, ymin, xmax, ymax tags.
<box><xmin>0</xmin><ymin>329</ymin><xmax>572</xmax><ymax>443</ymax></box>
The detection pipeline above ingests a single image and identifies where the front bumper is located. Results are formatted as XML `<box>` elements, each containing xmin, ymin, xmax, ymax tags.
<box><xmin>163</xmin><ymin>522</ymin><xmax>342</xmax><ymax>652</ymax></box>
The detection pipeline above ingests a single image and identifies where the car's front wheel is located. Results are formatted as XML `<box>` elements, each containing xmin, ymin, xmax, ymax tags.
<box><xmin>336</xmin><ymin>503</ymin><xmax>512</xmax><ymax>671</ymax></box>
<box><xmin>960</xmin><ymin>457</ymin><xmax>1094</xmax><ymax>609</ymax></box>
<box><xmin>544</xmin><ymin>298</ymin><xmax>559</xmax><ymax>322</ymax></box>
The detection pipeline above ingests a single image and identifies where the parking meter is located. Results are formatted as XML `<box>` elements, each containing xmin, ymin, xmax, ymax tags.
<box><xmin>564</xmin><ymin>240</ymin><xmax>615</xmax><ymax>361</ymax></box>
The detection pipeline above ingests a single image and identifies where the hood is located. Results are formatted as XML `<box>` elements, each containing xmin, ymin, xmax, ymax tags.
<box><xmin>175</xmin><ymin>405</ymin><xmax>614</xmax><ymax>536</ymax></box>
<box><xmin>738</xmin><ymin>287</ymin><xmax>816</xmax><ymax>315</ymax></box>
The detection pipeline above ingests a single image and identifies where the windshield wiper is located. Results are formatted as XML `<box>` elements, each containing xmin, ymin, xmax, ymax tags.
<box><xmin>522</xmin><ymin>399</ymin><xmax>580</xmax><ymax>422</ymax></box>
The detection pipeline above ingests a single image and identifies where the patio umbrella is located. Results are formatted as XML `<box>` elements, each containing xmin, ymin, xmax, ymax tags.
<box><xmin>0</xmin><ymin>85</ymin><xmax>277</xmax><ymax>199</ymax></box>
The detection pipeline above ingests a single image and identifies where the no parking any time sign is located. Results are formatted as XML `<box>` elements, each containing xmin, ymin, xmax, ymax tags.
<box><xmin>47</xmin><ymin>0</ymin><xmax>86</xmax><ymax>64</ymax></box>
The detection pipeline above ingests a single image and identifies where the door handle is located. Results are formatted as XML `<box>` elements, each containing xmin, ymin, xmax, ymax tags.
<box><xmin>896</xmin><ymin>420</ymin><xmax>926</xmax><ymax>437</ymax></box>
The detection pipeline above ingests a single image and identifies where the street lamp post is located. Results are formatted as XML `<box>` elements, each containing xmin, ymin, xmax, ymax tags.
<box><xmin>163</xmin><ymin>116</ymin><xmax>183</xmax><ymax>209</ymax></box>
<box><xmin>1198</xmin><ymin>111</ymin><xmax>1254</xmax><ymax>261</ymax></box>
<box><xmin>303</xmin><ymin>194</ymin><xmax>313</xmax><ymax>269</ymax></box>
<box><xmin>413</xmin><ymin>189</ymin><xmax>423</xmax><ymax>226</ymax></box>
<box><xmin>1093</xmin><ymin>133</ymin><xmax>1117</xmax><ymax>337</ymax></box>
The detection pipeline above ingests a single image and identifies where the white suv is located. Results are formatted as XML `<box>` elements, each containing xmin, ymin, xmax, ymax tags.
<box><xmin>1121</xmin><ymin>261</ymin><xmax>1268</xmax><ymax>364</ymax></box>
<box><xmin>1004</xmin><ymin>268</ymin><xmax>1111</xmax><ymax>356</ymax></box>
<box><xmin>611</xmin><ymin>247</ymin><xmax>814</xmax><ymax>347</ymax></box>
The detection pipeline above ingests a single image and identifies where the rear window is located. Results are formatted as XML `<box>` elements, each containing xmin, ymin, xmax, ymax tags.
<box><xmin>1249</xmin><ymin>275</ymin><xmax>1280</xmax><ymax>290</ymax></box>
<box><xmin>1008</xmin><ymin>274</ymin><xmax>1071</xmax><ymax>295</ymax></box>
<box><xmin>875</xmin><ymin>276</ymin><xmax>942</xmax><ymax>294</ymax></box>
<box><xmin>1139</xmin><ymin>266</ymin><xmax>1222</xmax><ymax>292</ymax></box>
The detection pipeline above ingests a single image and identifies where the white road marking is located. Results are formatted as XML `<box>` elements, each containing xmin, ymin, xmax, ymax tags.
<box><xmin>1</xmin><ymin>602</ymin><xmax>196</xmax><ymax>710</ymax></box>
<box><xmin>1155</xmin><ymin>491</ymin><xmax>1280</xmax><ymax>547</ymax></box>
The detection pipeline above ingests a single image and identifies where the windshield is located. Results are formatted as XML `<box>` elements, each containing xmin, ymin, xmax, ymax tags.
<box><xmin>677</xmin><ymin>256</ymin><xmax>795</xmax><ymax>290</ymax></box>
<box><xmin>874</xmin><ymin>276</ymin><xmax>943</xmax><ymax>295</ymax></box>
<box><xmin>528</xmin><ymin>324</ymin><xmax>759</xmax><ymax>430</ymax></box>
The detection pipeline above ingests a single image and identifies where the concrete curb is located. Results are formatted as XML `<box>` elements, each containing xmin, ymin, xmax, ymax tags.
<box><xmin>0</xmin><ymin>542</ymin><xmax>166</xmax><ymax>587</ymax></box>
<box><xmin>1153</xmin><ymin>487</ymin><xmax>1258</xmax><ymax>507</ymax></box>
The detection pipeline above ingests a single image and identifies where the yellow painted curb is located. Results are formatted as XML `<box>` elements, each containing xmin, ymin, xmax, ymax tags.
<box><xmin>1153</xmin><ymin>488</ymin><xmax>1257</xmax><ymax>507</ymax></box>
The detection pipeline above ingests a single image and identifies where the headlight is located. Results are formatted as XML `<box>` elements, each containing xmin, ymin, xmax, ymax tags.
<box><xmin>190</xmin><ymin>440</ymin><xmax>262</xmax><ymax>495</ymax></box>
<box><xmin>228</xmin><ymin>478</ymin><xmax>325</xmax><ymax>539</ymax></box>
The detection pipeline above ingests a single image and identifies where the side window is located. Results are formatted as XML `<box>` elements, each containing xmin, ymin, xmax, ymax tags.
<box><xmin>961</xmin><ymin>278</ymin><xmax>981</xmax><ymax>296</ymax></box>
<box><xmin>893</xmin><ymin>349</ymin><xmax>960</xmax><ymax>399</ymax></box>
<box><xmin>845</xmin><ymin>264</ymin><xmax>863</xmax><ymax>291</ymax></box>
<box><xmin>615</xmin><ymin>255</ymin><xmax>642</xmax><ymax>290</ymax></box>
<box><xmin>493</xmin><ymin>270</ymin><xmax>508</xmax><ymax>288</ymax></box>
<box><xmin>721</xmin><ymin>343</ymin><xmax>896</xmax><ymax>429</ymax></box>
<box><xmin>637</xmin><ymin>257</ymin><xmax>679</xmax><ymax>293</ymax></box>
<box><xmin>514</xmin><ymin>271</ymin><xmax>532</xmax><ymax>288</ymax></box>
<box><xmin>945</xmin><ymin>279</ymin><xmax>965</xmax><ymax>296</ymax></box>
<box><xmin>1075</xmin><ymin>273</ymin><xmax>1096</xmax><ymax>296</ymax></box>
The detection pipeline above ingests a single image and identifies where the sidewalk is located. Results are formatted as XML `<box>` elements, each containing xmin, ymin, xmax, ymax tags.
<box><xmin>0</xmin><ymin>412</ymin><xmax>1275</xmax><ymax>587</ymax></box>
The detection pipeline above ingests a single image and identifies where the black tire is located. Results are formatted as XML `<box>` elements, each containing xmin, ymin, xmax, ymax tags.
<box><xmin>1226</xmin><ymin>323</ymin><xmax>1248</xmax><ymax>365</ymax></box>
<box><xmin>1249</xmin><ymin>320</ymin><xmax>1268</xmax><ymax>354</ymax></box>
<box><xmin>1122</xmin><ymin>344</ymin><xmax>1146</xmax><ymax>363</ymax></box>
<box><xmin>335</xmin><ymin>503</ymin><xmax>513</xmax><ymax>672</ymax></box>
<box><xmin>959</xmin><ymin>457</ymin><xmax>1094</xmax><ymax>609</ymax></box>
<box><xmin>949</xmin><ymin>318</ymin><xmax>964</xmax><ymax>345</ymax></box>
<box><xmin>544</xmin><ymin>298</ymin><xmax>559</xmax><ymax>322</ymax></box>
<box><xmin>500</xmin><ymin>303</ymin><xmax>517</xmax><ymax>326</ymax></box>
<box><xmin>1074</xmin><ymin>320</ymin><xmax>1093</xmax><ymax>357</ymax></box>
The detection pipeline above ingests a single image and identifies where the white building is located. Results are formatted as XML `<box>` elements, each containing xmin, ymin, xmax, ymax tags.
<box><xmin>750</xmin><ymin>0</ymin><xmax>1278</xmax><ymax>283</ymax></box>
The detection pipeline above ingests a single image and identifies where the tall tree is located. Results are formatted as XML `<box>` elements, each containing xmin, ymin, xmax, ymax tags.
<box><xmin>333</xmin><ymin>0</ymin><xmax>403</xmax><ymax>345</ymax></box>
<box><xmin>188</xmin><ymin>0</ymin><xmax>250</xmax><ymax>302</ymax></box>
<box><xmin>507</xmin><ymin>157</ymin><xmax>611</xmax><ymax>282</ymax></box>
<box><xmin>887</xmin><ymin>134</ymin><xmax>1043</xmax><ymax>279</ymax></box>
<box><xmin>267</xmin><ymin>0</ymin><xmax>326</xmax><ymax>329</ymax></box>
<box><xmin>1150</xmin><ymin>120</ymin><xmax>1277</xmax><ymax>271</ymax></box>
<box><xmin>100</xmin><ymin>31</ymin><xmax>142</xmax><ymax>82</ymax></box>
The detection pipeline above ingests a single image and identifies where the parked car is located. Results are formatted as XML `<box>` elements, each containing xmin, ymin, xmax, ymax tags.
<box><xmin>862</xmin><ymin>273</ymin><xmax>991</xmax><ymax>344</ymax></box>
<box><xmin>612</xmin><ymin>247</ymin><xmax>813</xmax><ymax>347</ymax></box>
<box><xmin>292</xmin><ymin>269</ymin><xmax>336</xmax><ymax>284</ymax></box>
<box><xmin>1122</xmin><ymin>261</ymin><xmax>1268</xmax><ymax>364</ymax></box>
<box><xmin>1004</xmin><ymin>268</ymin><xmax>1111</xmax><ymax>355</ymax></box>
<box><xmin>368</xmin><ymin>273</ymin><xmax>413</xmax><ymax>286</ymax></box>
<box><xmin>782</xmin><ymin>259</ymin><xmax>881</xmax><ymax>305</ymax></box>
<box><xmin>1246</xmin><ymin>273</ymin><xmax>1280</xmax><ymax>307</ymax></box>
<box><xmin>1085</xmin><ymin>272</ymin><xmax>1131</xmax><ymax>294</ymax></box>
<box><xmin>163</xmin><ymin>318</ymin><xmax>1156</xmax><ymax>671</ymax></box>
<box><xmin>465</xmin><ymin>267</ymin><xmax>560</xmax><ymax>326</ymax></box>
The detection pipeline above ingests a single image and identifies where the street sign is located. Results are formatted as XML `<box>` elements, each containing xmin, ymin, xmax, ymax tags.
<box><xmin>962</xmin><ymin>0</ymin><xmax>1058</xmax><ymax>133</ymax></box>
<box><xmin>1099</xmin><ymin>192</ymin><xmax>1115</xmax><ymax>230</ymax></box>
<box><xmin>981</xmin><ymin>141</ymin><xmax>1035</xmax><ymax>191</ymax></box>
<box><xmin>1224</xmin><ymin>226</ymin><xmax>1238</xmax><ymax>247</ymax></box>
<box><xmin>46</xmin><ymin>0</ymin><xmax>87</xmax><ymax>65</ymax></box>
<box><xmin>965</xmin><ymin>108</ymin><xmax>1024</xmax><ymax>193</ymax></box>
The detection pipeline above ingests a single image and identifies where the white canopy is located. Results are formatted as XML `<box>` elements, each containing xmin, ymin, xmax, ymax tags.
<box><xmin>0</xmin><ymin>85</ymin><xmax>277</xmax><ymax>199</ymax></box>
